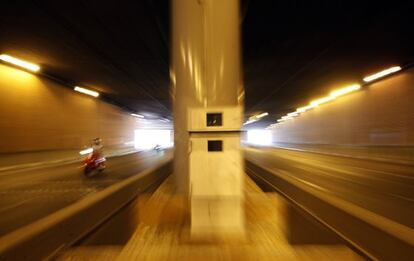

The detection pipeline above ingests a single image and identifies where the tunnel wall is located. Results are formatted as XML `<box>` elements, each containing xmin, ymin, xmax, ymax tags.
<box><xmin>271</xmin><ymin>67</ymin><xmax>414</xmax><ymax>146</ymax></box>
<box><xmin>0</xmin><ymin>64</ymin><xmax>138</xmax><ymax>153</ymax></box>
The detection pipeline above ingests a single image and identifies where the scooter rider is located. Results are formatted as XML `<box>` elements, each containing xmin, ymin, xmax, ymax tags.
<box><xmin>83</xmin><ymin>137</ymin><xmax>106</xmax><ymax>176</ymax></box>
<box><xmin>92</xmin><ymin>137</ymin><xmax>103</xmax><ymax>159</ymax></box>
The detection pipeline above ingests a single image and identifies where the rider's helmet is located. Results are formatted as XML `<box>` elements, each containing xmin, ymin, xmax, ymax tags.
<box><xmin>93</xmin><ymin>137</ymin><xmax>102</xmax><ymax>146</ymax></box>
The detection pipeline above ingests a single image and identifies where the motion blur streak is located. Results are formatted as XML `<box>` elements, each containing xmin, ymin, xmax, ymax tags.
<box><xmin>310</xmin><ymin>95</ymin><xmax>335</xmax><ymax>106</ymax></box>
<box><xmin>255</xmin><ymin>112</ymin><xmax>269</xmax><ymax>118</ymax></box>
<box><xmin>363</xmin><ymin>66</ymin><xmax>402</xmax><ymax>82</ymax></box>
<box><xmin>245</xmin><ymin>112</ymin><xmax>269</xmax><ymax>125</ymax></box>
<box><xmin>296</xmin><ymin>104</ymin><xmax>315</xmax><ymax>113</ymax></box>
<box><xmin>0</xmin><ymin>54</ymin><xmax>40</xmax><ymax>72</ymax></box>
<box><xmin>74</xmin><ymin>86</ymin><xmax>99</xmax><ymax>97</ymax></box>
<box><xmin>287</xmin><ymin>112</ymin><xmax>299</xmax><ymax>117</ymax></box>
<box><xmin>131</xmin><ymin>113</ymin><xmax>144</xmax><ymax>118</ymax></box>
<box><xmin>330</xmin><ymin>84</ymin><xmax>361</xmax><ymax>98</ymax></box>
<box><xmin>243</xmin><ymin>120</ymin><xmax>255</xmax><ymax>125</ymax></box>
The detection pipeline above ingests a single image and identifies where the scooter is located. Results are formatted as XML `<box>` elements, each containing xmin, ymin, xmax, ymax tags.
<box><xmin>154</xmin><ymin>144</ymin><xmax>164</xmax><ymax>155</ymax></box>
<box><xmin>154</xmin><ymin>144</ymin><xmax>161</xmax><ymax>152</ymax></box>
<box><xmin>83</xmin><ymin>151</ymin><xmax>106</xmax><ymax>177</ymax></box>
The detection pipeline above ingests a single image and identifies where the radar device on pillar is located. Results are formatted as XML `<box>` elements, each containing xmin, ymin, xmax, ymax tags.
<box><xmin>172</xmin><ymin>0</ymin><xmax>245</xmax><ymax>240</ymax></box>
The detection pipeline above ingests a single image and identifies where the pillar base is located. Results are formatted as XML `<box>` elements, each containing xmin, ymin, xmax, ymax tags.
<box><xmin>190</xmin><ymin>197</ymin><xmax>245</xmax><ymax>242</ymax></box>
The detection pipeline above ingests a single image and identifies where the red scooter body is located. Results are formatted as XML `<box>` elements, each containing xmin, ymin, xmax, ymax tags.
<box><xmin>83</xmin><ymin>151</ymin><xmax>106</xmax><ymax>176</ymax></box>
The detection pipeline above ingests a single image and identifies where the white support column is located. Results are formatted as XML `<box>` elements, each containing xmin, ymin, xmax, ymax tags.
<box><xmin>171</xmin><ymin>0</ymin><xmax>245</xmax><ymax>239</ymax></box>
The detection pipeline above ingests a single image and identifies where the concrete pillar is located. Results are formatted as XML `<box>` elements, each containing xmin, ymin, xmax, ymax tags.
<box><xmin>171</xmin><ymin>0</ymin><xmax>245</xmax><ymax>239</ymax></box>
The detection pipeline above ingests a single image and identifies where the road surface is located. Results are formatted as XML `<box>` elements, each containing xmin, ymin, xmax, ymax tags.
<box><xmin>0</xmin><ymin>150</ymin><xmax>171</xmax><ymax>236</ymax></box>
<box><xmin>245</xmin><ymin>146</ymin><xmax>414</xmax><ymax>230</ymax></box>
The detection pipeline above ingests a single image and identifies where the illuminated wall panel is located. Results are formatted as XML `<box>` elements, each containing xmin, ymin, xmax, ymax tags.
<box><xmin>0</xmin><ymin>64</ymin><xmax>138</xmax><ymax>152</ymax></box>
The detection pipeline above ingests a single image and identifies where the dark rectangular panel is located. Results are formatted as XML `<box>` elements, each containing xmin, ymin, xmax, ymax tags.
<box><xmin>206</xmin><ymin>113</ymin><xmax>222</xmax><ymax>126</ymax></box>
<box><xmin>208</xmin><ymin>140</ymin><xmax>223</xmax><ymax>151</ymax></box>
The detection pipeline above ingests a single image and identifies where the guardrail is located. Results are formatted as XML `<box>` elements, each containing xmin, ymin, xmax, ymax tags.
<box><xmin>246</xmin><ymin>159</ymin><xmax>414</xmax><ymax>261</ymax></box>
<box><xmin>0</xmin><ymin>158</ymin><xmax>172</xmax><ymax>261</ymax></box>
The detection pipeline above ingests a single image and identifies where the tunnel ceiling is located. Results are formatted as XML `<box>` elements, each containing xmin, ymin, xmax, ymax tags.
<box><xmin>1</xmin><ymin>1</ymin><xmax>413</xmax><ymax>124</ymax></box>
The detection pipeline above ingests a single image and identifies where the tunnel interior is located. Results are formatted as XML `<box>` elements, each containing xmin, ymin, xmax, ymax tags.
<box><xmin>1</xmin><ymin>1</ymin><xmax>414</xmax><ymax>260</ymax></box>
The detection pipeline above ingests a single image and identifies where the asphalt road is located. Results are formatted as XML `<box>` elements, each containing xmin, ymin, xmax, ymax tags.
<box><xmin>245</xmin><ymin>146</ymin><xmax>414</xmax><ymax>230</ymax></box>
<box><xmin>0</xmin><ymin>150</ymin><xmax>171</xmax><ymax>237</ymax></box>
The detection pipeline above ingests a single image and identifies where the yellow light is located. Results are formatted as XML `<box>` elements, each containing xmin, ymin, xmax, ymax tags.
<box><xmin>74</xmin><ymin>86</ymin><xmax>99</xmax><ymax>97</ymax></box>
<box><xmin>131</xmin><ymin>113</ymin><xmax>144</xmax><ymax>118</ymax></box>
<box><xmin>287</xmin><ymin>112</ymin><xmax>299</xmax><ymax>117</ymax></box>
<box><xmin>296</xmin><ymin>104</ymin><xmax>315</xmax><ymax>113</ymax></box>
<box><xmin>363</xmin><ymin>66</ymin><xmax>401</xmax><ymax>82</ymax></box>
<box><xmin>281</xmin><ymin>116</ymin><xmax>292</xmax><ymax>120</ymax></box>
<box><xmin>256</xmin><ymin>112</ymin><xmax>269</xmax><ymax>119</ymax></box>
<box><xmin>243</xmin><ymin>119</ymin><xmax>256</xmax><ymax>125</ymax></box>
<box><xmin>310</xmin><ymin>96</ymin><xmax>335</xmax><ymax>106</ymax></box>
<box><xmin>277</xmin><ymin>119</ymin><xmax>285</xmax><ymax>122</ymax></box>
<box><xmin>329</xmin><ymin>84</ymin><xmax>361</xmax><ymax>98</ymax></box>
<box><xmin>248</xmin><ymin>112</ymin><xmax>268</xmax><ymax>122</ymax></box>
<box><xmin>0</xmin><ymin>54</ymin><xmax>40</xmax><ymax>72</ymax></box>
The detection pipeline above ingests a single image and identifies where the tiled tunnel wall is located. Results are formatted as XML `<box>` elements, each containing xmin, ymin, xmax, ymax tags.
<box><xmin>0</xmin><ymin>64</ymin><xmax>138</xmax><ymax>153</ymax></box>
<box><xmin>271</xmin><ymin>67</ymin><xmax>414</xmax><ymax>146</ymax></box>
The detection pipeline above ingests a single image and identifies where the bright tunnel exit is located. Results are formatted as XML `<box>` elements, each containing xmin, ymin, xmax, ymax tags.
<box><xmin>246</xmin><ymin>129</ymin><xmax>272</xmax><ymax>146</ymax></box>
<box><xmin>134</xmin><ymin>129</ymin><xmax>173</xmax><ymax>150</ymax></box>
